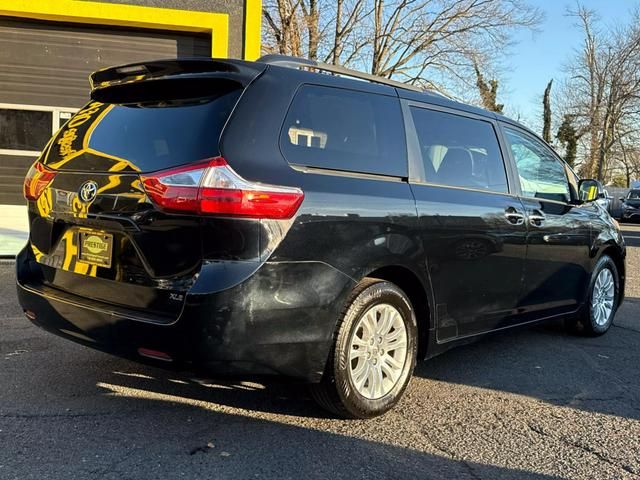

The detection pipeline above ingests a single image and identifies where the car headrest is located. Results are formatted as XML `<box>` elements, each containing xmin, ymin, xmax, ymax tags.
<box><xmin>437</xmin><ymin>147</ymin><xmax>474</xmax><ymax>187</ymax></box>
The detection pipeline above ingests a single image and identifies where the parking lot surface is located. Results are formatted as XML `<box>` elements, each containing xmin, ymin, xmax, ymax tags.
<box><xmin>1</xmin><ymin>224</ymin><xmax>639</xmax><ymax>480</ymax></box>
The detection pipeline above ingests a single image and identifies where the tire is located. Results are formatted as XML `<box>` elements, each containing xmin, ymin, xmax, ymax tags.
<box><xmin>567</xmin><ymin>255</ymin><xmax>620</xmax><ymax>336</ymax></box>
<box><xmin>310</xmin><ymin>278</ymin><xmax>418</xmax><ymax>419</ymax></box>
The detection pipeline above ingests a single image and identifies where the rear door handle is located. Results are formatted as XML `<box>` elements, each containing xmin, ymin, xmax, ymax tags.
<box><xmin>528</xmin><ymin>210</ymin><xmax>546</xmax><ymax>227</ymax></box>
<box><xmin>504</xmin><ymin>207</ymin><xmax>525</xmax><ymax>225</ymax></box>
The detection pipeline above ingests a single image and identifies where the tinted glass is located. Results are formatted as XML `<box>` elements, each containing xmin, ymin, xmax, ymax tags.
<box><xmin>88</xmin><ymin>91</ymin><xmax>241</xmax><ymax>172</ymax></box>
<box><xmin>503</xmin><ymin>127</ymin><xmax>570</xmax><ymax>203</ymax></box>
<box><xmin>410</xmin><ymin>107</ymin><xmax>508</xmax><ymax>193</ymax></box>
<box><xmin>629</xmin><ymin>190</ymin><xmax>640</xmax><ymax>199</ymax></box>
<box><xmin>0</xmin><ymin>109</ymin><xmax>52</xmax><ymax>151</ymax></box>
<box><xmin>281</xmin><ymin>85</ymin><xmax>407</xmax><ymax>176</ymax></box>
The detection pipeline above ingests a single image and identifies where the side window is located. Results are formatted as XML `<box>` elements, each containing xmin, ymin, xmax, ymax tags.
<box><xmin>280</xmin><ymin>85</ymin><xmax>407</xmax><ymax>177</ymax></box>
<box><xmin>503</xmin><ymin>127</ymin><xmax>570</xmax><ymax>203</ymax></box>
<box><xmin>409</xmin><ymin>107</ymin><xmax>508</xmax><ymax>193</ymax></box>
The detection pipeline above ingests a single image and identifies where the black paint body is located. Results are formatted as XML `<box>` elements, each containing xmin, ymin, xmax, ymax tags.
<box><xmin>621</xmin><ymin>190</ymin><xmax>640</xmax><ymax>222</ymax></box>
<box><xmin>16</xmin><ymin>59</ymin><xmax>626</xmax><ymax>382</ymax></box>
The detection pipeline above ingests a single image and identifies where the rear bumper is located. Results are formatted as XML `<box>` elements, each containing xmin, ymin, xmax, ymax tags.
<box><xmin>16</xmin><ymin>248</ymin><xmax>355</xmax><ymax>382</ymax></box>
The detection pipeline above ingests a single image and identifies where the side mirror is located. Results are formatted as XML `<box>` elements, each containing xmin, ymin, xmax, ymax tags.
<box><xmin>620</xmin><ymin>197</ymin><xmax>626</xmax><ymax>202</ymax></box>
<box><xmin>578</xmin><ymin>179</ymin><xmax>599</xmax><ymax>203</ymax></box>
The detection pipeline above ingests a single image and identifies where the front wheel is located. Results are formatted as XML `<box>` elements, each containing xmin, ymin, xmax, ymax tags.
<box><xmin>310</xmin><ymin>278</ymin><xmax>418</xmax><ymax>419</ymax></box>
<box><xmin>569</xmin><ymin>255</ymin><xmax>620</xmax><ymax>336</ymax></box>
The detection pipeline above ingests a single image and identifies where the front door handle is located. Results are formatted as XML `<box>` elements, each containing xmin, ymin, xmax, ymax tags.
<box><xmin>529</xmin><ymin>210</ymin><xmax>546</xmax><ymax>227</ymax></box>
<box><xmin>504</xmin><ymin>207</ymin><xmax>525</xmax><ymax>225</ymax></box>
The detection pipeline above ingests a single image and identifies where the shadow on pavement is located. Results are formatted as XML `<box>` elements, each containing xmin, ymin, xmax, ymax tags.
<box><xmin>88</xmin><ymin>298</ymin><xmax>640</xmax><ymax>423</ymax></box>
<box><xmin>413</xmin><ymin>314</ymin><xmax>640</xmax><ymax>422</ymax></box>
<box><xmin>621</xmin><ymin>224</ymin><xmax>640</xmax><ymax>247</ymax></box>
<box><xmin>2</xmin><ymin>362</ymin><xmax>562</xmax><ymax>480</ymax></box>
<box><xmin>34</xmin><ymin>305</ymin><xmax>636</xmax><ymax>425</ymax></box>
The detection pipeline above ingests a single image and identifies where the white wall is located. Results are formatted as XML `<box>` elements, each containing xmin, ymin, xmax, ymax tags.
<box><xmin>0</xmin><ymin>204</ymin><xmax>28</xmax><ymax>256</ymax></box>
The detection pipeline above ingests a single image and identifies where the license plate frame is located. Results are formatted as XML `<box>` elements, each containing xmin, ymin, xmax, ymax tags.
<box><xmin>78</xmin><ymin>231</ymin><xmax>113</xmax><ymax>268</ymax></box>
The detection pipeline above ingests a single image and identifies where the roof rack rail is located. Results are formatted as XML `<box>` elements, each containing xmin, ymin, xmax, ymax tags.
<box><xmin>257</xmin><ymin>54</ymin><xmax>424</xmax><ymax>93</ymax></box>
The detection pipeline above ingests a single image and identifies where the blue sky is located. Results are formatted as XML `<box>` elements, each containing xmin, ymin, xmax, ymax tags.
<box><xmin>504</xmin><ymin>0</ymin><xmax>636</xmax><ymax>130</ymax></box>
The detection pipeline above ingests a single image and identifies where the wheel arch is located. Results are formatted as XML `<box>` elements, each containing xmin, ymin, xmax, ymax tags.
<box><xmin>597</xmin><ymin>243</ymin><xmax>626</xmax><ymax>306</ymax></box>
<box><xmin>364</xmin><ymin>264</ymin><xmax>432</xmax><ymax>359</ymax></box>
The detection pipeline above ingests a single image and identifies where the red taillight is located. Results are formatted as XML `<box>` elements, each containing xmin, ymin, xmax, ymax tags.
<box><xmin>137</xmin><ymin>347</ymin><xmax>173</xmax><ymax>362</ymax></box>
<box><xmin>141</xmin><ymin>157</ymin><xmax>304</xmax><ymax>219</ymax></box>
<box><xmin>23</xmin><ymin>161</ymin><xmax>56</xmax><ymax>201</ymax></box>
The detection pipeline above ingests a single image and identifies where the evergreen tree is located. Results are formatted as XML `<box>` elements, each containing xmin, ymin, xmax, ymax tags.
<box><xmin>474</xmin><ymin>63</ymin><xmax>504</xmax><ymax>113</ymax></box>
<box><xmin>556</xmin><ymin>114</ymin><xmax>580</xmax><ymax>167</ymax></box>
<box><xmin>542</xmin><ymin>80</ymin><xmax>553</xmax><ymax>143</ymax></box>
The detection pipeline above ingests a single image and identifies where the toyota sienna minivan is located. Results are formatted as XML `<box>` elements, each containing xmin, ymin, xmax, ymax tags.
<box><xmin>16</xmin><ymin>55</ymin><xmax>625</xmax><ymax>418</ymax></box>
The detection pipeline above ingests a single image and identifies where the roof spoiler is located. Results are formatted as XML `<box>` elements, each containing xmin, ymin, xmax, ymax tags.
<box><xmin>89</xmin><ymin>58</ymin><xmax>265</xmax><ymax>99</ymax></box>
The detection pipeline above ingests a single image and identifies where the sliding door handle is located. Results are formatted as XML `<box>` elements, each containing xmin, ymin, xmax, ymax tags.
<box><xmin>529</xmin><ymin>211</ymin><xmax>546</xmax><ymax>227</ymax></box>
<box><xmin>504</xmin><ymin>207</ymin><xmax>525</xmax><ymax>225</ymax></box>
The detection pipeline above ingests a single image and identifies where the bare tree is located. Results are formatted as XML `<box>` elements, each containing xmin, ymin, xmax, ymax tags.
<box><xmin>263</xmin><ymin>0</ymin><xmax>542</xmax><ymax>98</ymax></box>
<box><xmin>594</xmin><ymin>27</ymin><xmax>640</xmax><ymax>181</ymax></box>
<box><xmin>328</xmin><ymin>0</ymin><xmax>369</xmax><ymax>64</ymax></box>
<box><xmin>561</xmin><ymin>5</ymin><xmax>640</xmax><ymax>181</ymax></box>
<box><xmin>263</xmin><ymin>0</ymin><xmax>304</xmax><ymax>56</ymax></box>
<box><xmin>619</xmin><ymin>147</ymin><xmax>640</xmax><ymax>187</ymax></box>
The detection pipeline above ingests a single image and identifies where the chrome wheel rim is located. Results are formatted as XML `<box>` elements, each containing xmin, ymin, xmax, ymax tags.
<box><xmin>592</xmin><ymin>268</ymin><xmax>615</xmax><ymax>326</ymax></box>
<box><xmin>348</xmin><ymin>303</ymin><xmax>408</xmax><ymax>400</ymax></box>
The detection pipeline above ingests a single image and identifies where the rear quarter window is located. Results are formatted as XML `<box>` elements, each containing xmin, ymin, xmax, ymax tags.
<box><xmin>280</xmin><ymin>85</ymin><xmax>407</xmax><ymax>177</ymax></box>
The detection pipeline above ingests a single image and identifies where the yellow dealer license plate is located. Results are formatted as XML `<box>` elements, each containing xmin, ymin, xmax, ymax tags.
<box><xmin>78</xmin><ymin>231</ymin><xmax>113</xmax><ymax>268</ymax></box>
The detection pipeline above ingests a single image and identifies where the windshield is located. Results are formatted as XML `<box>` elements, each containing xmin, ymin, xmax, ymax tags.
<box><xmin>628</xmin><ymin>190</ymin><xmax>640</xmax><ymax>199</ymax></box>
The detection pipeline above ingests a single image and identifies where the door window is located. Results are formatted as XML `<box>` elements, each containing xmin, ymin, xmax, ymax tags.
<box><xmin>503</xmin><ymin>127</ymin><xmax>570</xmax><ymax>203</ymax></box>
<box><xmin>280</xmin><ymin>85</ymin><xmax>407</xmax><ymax>177</ymax></box>
<box><xmin>409</xmin><ymin>107</ymin><xmax>508</xmax><ymax>193</ymax></box>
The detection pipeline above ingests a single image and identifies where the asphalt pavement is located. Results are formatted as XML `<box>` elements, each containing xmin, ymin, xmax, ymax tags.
<box><xmin>1</xmin><ymin>224</ymin><xmax>639</xmax><ymax>480</ymax></box>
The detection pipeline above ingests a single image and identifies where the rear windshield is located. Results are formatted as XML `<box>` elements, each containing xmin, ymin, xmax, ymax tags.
<box><xmin>44</xmin><ymin>88</ymin><xmax>241</xmax><ymax>173</ymax></box>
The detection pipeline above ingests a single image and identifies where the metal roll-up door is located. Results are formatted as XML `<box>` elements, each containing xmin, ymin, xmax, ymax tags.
<box><xmin>0</xmin><ymin>17</ymin><xmax>211</xmax><ymax>205</ymax></box>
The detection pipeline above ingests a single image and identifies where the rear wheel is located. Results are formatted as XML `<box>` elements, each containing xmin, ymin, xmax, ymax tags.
<box><xmin>310</xmin><ymin>278</ymin><xmax>418</xmax><ymax>419</ymax></box>
<box><xmin>568</xmin><ymin>255</ymin><xmax>619</xmax><ymax>336</ymax></box>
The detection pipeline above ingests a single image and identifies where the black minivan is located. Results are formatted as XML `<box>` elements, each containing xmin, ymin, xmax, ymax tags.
<box><xmin>17</xmin><ymin>55</ymin><xmax>625</xmax><ymax>418</ymax></box>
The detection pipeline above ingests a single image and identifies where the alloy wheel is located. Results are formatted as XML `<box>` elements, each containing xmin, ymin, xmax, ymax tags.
<box><xmin>348</xmin><ymin>303</ymin><xmax>408</xmax><ymax>400</ymax></box>
<box><xmin>591</xmin><ymin>267</ymin><xmax>615</xmax><ymax>326</ymax></box>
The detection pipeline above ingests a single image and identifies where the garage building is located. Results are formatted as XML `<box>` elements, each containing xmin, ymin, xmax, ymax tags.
<box><xmin>0</xmin><ymin>0</ymin><xmax>261</xmax><ymax>206</ymax></box>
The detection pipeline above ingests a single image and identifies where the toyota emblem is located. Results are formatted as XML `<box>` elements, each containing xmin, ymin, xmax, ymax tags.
<box><xmin>78</xmin><ymin>180</ymin><xmax>98</xmax><ymax>203</ymax></box>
